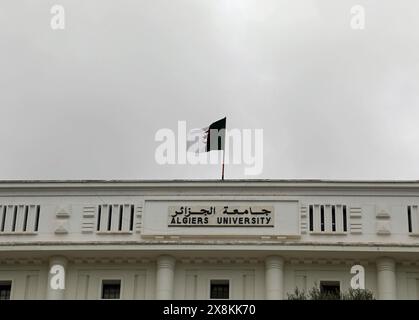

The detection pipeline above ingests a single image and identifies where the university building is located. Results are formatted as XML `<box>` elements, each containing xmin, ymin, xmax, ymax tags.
<box><xmin>0</xmin><ymin>180</ymin><xmax>419</xmax><ymax>300</ymax></box>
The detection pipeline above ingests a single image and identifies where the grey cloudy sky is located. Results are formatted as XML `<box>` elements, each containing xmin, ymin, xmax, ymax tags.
<box><xmin>1</xmin><ymin>0</ymin><xmax>419</xmax><ymax>180</ymax></box>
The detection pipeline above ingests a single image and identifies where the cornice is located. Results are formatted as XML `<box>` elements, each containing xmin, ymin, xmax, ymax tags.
<box><xmin>1</xmin><ymin>179</ymin><xmax>419</xmax><ymax>195</ymax></box>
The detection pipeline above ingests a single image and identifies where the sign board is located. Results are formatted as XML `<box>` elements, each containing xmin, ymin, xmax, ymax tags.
<box><xmin>168</xmin><ymin>205</ymin><xmax>274</xmax><ymax>227</ymax></box>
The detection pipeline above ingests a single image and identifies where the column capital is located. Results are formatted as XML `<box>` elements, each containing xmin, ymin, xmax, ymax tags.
<box><xmin>376</xmin><ymin>257</ymin><xmax>395</xmax><ymax>271</ymax></box>
<box><xmin>265</xmin><ymin>256</ymin><xmax>284</xmax><ymax>269</ymax></box>
<box><xmin>157</xmin><ymin>255</ymin><xmax>176</xmax><ymax>268</ymax></box>
<box><xmin>48</xmin><ymin>256</ymin><xmax>68</xmax><ymax>267</ymax></box>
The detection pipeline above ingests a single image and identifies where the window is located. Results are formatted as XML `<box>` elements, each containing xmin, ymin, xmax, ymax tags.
<box><xmin>0</xmin><ymin>205</ymin><xmax>40</xmax><ymax>234</ymax></box>
<box><xmin>320</xmin><ymin>281</ymin><xmax>340</xmax><ymax>298</ymax></box>
<box><xmin>101</xmin><ymin>280</ymin><xmax>121</xmax><ymax>299</ymax></box>
<box><xmin>0</xmin><ymin>281</ymin><xmax>12</xmax><ymax>300</ymax></box>
<box><xmin>309</xmin><ymin>205</ymin><xmax>313</xmax><ymax>231</ymax></box>
<box><xmin>343</xmin><ymin>205</ymin><xmax>347</xmax><ymax>232</ymax></box>
<box><xmin>308</xmin><ymin>205</ymin><xmax>348</xmax><ymax>233</ymax></box>
<box><xmin>210</xmin><ymin>280</ymin><xmax>229</xmax><ymax>299</ymax></box>
<box><xmin>408</xmin><ymin>205</ymin><xmax>418</xmax><ymax>234</ymax></box>
<box><xmin>408</xmin><ymin>206</ymin><xmax>412</xmax><ymax>233</ymax></box>
<box><xmin>97</xmin><ymin>204</ymin><xmax>134</xmax><ymax>233</ymax></box>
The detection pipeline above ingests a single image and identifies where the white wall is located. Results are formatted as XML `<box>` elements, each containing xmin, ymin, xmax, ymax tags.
<box><xmin>0</xmin><ymin>181</ymin><xmax>419</xmax><ymax>299</ymax></box>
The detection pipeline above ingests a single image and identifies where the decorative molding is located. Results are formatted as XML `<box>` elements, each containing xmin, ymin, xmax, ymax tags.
<box><xmin>55</xmin><ymin>205</ymin><xmax>71</xmax><ymax>234</ymax></box>
<box><xmin>344</xmin><ymin>260</ymin><xmax>356</xmax><ymax>266</ymax></box>
<box><xmin>56</xmin><ymin>205</ymin><xmax>71</xmax><ymax>218</ymax></box>
<box><xmin>300</xmin><ymin>205</ymin><xmax>308</xmax><ymax>234</ymax></box>
<box><xmin>0</xmin><ymin>258</ymin><xmax>44</xmax><ymax>265</ymax></box>
<box><xmin>81</xmin><ymin>205</ymin><xmax>96</xmax><ymax>234</ymax></box>
<box><xmin>349</xmin><ymin>206</ymin><xmax>362</xmax><ymax>234</ymax></box>
<box><xmin>177</xmin><ymin>257</ymin><xmax>262</xmax><ymax>264</ymax></box>
<box><xmin>375</xmin><ymin>205</ymin><xmax>391</xmax><ymax>235</ymax></box>
<box><xmin>274</xmin><ymin>258</ymin><xmax>371</xmax><ymax>265</ymax></box>
<box><xmin>135</xmin><ymin>202</ymin><xmax>143</xmax><ymax>233</ymax></box>
<box><xmin>376</xmin><ymin>205</ymin><xmax>391</xmax><ymax>219</ymax></box>
<box><xmin>376</xmin><ymin>210</ymin><xmax>390</xmax><ymax>219</ymax></box>
<box><xmin>141</xmin><ymin>234</ymin><xmax>301</xmax><ymax>241</ymax></box>
<box><xmin>54</xmin><ymin>225</ymin><xmax>68</xmax><ymax>235</ymax></box>
<box><xmin>376</xmin><ymin>221</ymin><xmax>391</xmax><ymax>235</ymax></box>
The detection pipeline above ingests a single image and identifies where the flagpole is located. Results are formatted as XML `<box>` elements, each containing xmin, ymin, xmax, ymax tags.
<box><xmin>221</xmin><ymin>117</ymin><xmax>226</xmax><ymax>181</ymax></box>
<box><xmin>221</xmin><ymin>149</ymin><xmax>225</xmax><ymax>181</ymax></box>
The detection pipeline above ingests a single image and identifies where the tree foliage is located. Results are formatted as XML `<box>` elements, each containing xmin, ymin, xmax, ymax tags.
<box><xmin>287</xmin><ymin>286</ymin><xmax>375</xmax><ymax>300</ymax></box>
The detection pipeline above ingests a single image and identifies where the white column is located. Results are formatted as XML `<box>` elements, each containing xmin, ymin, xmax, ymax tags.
<box><xmin>156</xmin><ymin>255</ymin><xmax>176</xmax><ymax>300</ymax></box>
<box><xmin>46</xmin><ymin>256</ymin><xmax>67</xmax><ymax>300</ymax></box>
<box><xmin>265</xmin><ymin>255</ymin><xmax>284</xmax><ymax>300</ymax></box>
<box><xmin>376</xmin><ymin>257</ymin><xmax>397</xmax><ymax>300</ymax></box>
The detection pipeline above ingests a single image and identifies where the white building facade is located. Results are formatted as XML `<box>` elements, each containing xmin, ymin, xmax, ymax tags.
<box><xmin>0</xmin><ymin>180</ymin><xmax>419</xmax><ymax>300</ymax></box>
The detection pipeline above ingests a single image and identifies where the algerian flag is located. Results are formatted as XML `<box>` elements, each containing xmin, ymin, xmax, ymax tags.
<box><xmin>187</xmin><ymin>117</ymin><xmax>226</xmax><ymax>154</ymax></box>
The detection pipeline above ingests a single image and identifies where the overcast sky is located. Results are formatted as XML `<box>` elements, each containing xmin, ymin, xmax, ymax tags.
<box><xmin>1</xmin><ymin>0</ymin><xmax>419</xmax><ymax>180</ymax></box>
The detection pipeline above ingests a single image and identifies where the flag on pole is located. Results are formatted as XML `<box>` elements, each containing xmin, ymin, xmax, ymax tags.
<box><xmin>186</xmin><ymin>117</ymin><xmax>227</xmax><ymax>180</ymax></box>
<box><xmin>187</xmin><ymin>117</ymin><xmax>226</xmax><ymax>154</ymax></box>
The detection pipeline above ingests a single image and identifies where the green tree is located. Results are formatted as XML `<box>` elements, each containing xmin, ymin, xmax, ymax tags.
<box><xmin>287</xmin><ymin>286</ymin><xmax>375</xmax><ymax>300</ymax></box>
